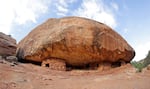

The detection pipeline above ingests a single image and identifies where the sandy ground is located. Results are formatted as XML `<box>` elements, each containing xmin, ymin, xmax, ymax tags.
<box><xmin>0</xmin><ymin>61</ymin><xmax>150</xmax><ymax>89</ymax></box>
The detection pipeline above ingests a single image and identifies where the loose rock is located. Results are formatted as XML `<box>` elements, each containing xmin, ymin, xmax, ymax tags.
<box><xmin>6</xmin><ymin>56</ymin><xmax>18</xmax><ymax>62</ymax></box>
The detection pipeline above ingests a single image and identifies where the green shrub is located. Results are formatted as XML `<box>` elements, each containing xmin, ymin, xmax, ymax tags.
<box><xmin>143</xmin><ymin>51</ymin><xmax>150</xmax><ymax>67</ymax></box>
<box><xmin>131</xmin><ymin>50</ymin><xmax>150</xmax><ymax>72</ymax></box>
<box><xmin>131</xmin><ymin>61</ymin><xmax>144</xmax><ymax>72</ymax></box>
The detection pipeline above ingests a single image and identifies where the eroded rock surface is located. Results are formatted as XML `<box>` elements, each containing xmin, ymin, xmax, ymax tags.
<box><xmin>17</xmin><ymin>16</ymin><xmax>135</xmax><ymax>70</ymax></box>
<box><xmin>0</xmin><ymin>32</ymin><xmax>16</xmax><ymax>56</ymax></box>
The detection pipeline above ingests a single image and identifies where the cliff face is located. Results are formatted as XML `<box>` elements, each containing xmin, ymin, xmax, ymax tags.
<box><xmin>17</xmin><ymin>16</ymin><xmax>135</xmax><ymax>67</ymax></box>
<box><xmin>0</xmin><ymin>32</ymin><xmax>16</xmax><ymax>56</ymax></box>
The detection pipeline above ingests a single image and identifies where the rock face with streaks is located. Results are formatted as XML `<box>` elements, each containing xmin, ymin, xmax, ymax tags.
<box><xmin>0</xmin><ymin>32</ymin><xmax>17</xmax><ymax>56</ymax></box>
<box><xmin>17</xmin><ymin>16</ymin><xmax>135</xmax><ymax>70</ymax></box>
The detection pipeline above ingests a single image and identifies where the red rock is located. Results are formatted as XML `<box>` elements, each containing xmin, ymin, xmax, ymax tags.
<box><xmin>17</xmin><ymin>16</ymin><xmax>135</xmax><ymax>70</ymax></box>
<box><xmin>0</xmin><ymin>32</ymin><xmax>16</xmax><ymax>56</ymax></box>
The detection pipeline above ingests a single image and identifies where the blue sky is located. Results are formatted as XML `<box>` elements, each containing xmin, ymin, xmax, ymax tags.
<box><xmin>0</xmin><ymin>0</ymin><xmax>150</xmax><ymax>61</ymax></box>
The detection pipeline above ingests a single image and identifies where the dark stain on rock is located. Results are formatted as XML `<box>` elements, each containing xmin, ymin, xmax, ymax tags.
<box><xmin>92</xmin><ymin>27</ymin><xmax>102</xmax><ymax>54</ymax></box>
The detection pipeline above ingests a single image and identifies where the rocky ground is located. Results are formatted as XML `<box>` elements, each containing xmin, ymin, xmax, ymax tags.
<box><xmin>0</xmin><ymin>60</ymin><xmax>150</xmax><ymax>89</ymax></box>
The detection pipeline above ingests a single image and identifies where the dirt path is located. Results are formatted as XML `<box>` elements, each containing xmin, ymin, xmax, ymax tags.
<box><xmin>0</xmin><ymin>62</ymin><xmax>150</xmax><ymax>89</ymax></box>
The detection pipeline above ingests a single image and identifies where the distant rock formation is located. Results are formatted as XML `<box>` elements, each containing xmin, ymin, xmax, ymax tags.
<box><xmin>17</xmin><ymin>16</ymin><xmax>135</xmax><ymax>70</ymax></box>
<box><xmin>0</xmin><ymin>32</ymin><xmax>17</xmax><ymax>56</ymax></box>
<box><xmin>0</xmin><ymin>32</ymin><xmax>17</xmax><ymax>65</ymax></box>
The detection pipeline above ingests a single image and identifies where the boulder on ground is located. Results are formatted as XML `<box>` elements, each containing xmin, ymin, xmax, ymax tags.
<box><xmin>6</xmin><ymin>56</ymin><xmax>18</xmax><ymax>62</ymax></box>
<box><xmin>17</xmin><ymin>16</ymin><xmax>135</xmax><ymax>70</ymax></box>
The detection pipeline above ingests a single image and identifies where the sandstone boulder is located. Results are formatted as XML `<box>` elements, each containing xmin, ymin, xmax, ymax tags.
<box><xmin>0</xmin><ymin>32</ymin><xmax>17</xmax><ymax>56</ymax></box>
<box><xmin>17</xmin><ymin>16</ymin><xmax>135</xmax><ymax>70</ymax></box>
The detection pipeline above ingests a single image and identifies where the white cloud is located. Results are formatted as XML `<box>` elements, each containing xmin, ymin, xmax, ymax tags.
<box><xmin>133</xmin><ymin>42</ymin><xmax>150</xmax><ymax>61</ymax></box>
<box><xmin>0</xmin><ymin>24</ymin><xmax>12</xmax><ymax>34</ymax></box>
<box><xmin>0</xmin><ymin>1</ymin><xmax>14</xmax><ymax>34</ymax></box>
<box><xmin>54</xmin><ymin>0</ymin><xmax>77</xmax><ymax>16</ymax></box>
<box><xmin>111</xmin><ymin>2</ymin><xmax>119</xmax><ymax>11</ymax></box>
<box><xmin>123</xmin><ymin>28</ymin><xmax>129</xmax><ymax>34</ymax></box>
<box><xmin>55</xmin><ymin>0</ymin><xmax>76</xmax><ymax>8</ymax></box>
<box><xmin>74</xmin><ymin>0</ymin><xmax>117</xmax><ymax>28</ymax></box>
<box><xmin>0</xmin><ymin>0</ymin><xmax>118</xmax><ymax>35</ymax></box>
<box><xmin>14</xmin><ymin>0</ymin><xmax>49</xmax><ymax>24</ymax></box>
<box><xmin>0</xmin><ymin>0</ymin><xmax>50</xmax><ymax>34</ymax></box>
<box><xmin>0</xmin><ymin>0</ymin><xmax>118</xmax><ymax>42</ymax></box>
<box><xmin>56</xmin><ymin>4</ymin><xmax>68</xmax><ymax>16</ymax></box>
<box><xmin>57</xmin><ymin>0</ymin><xmax>68</xmax><ymax>7</ymax></box>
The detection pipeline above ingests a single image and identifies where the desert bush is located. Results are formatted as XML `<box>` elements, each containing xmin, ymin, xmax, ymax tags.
<box><xmin>131</xmin><ymin>61</ymin><xmax>144</xmax><ymax>72</ymax></box>
<box><xmin>131</xmin><ymin>50</ymin><xmax>150</xmax><ymax>72</ymax></box>
<box><xmin>143</xmin><ymin>51</ymin><xmax>150</xmax><ymax>67</ymax></box>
